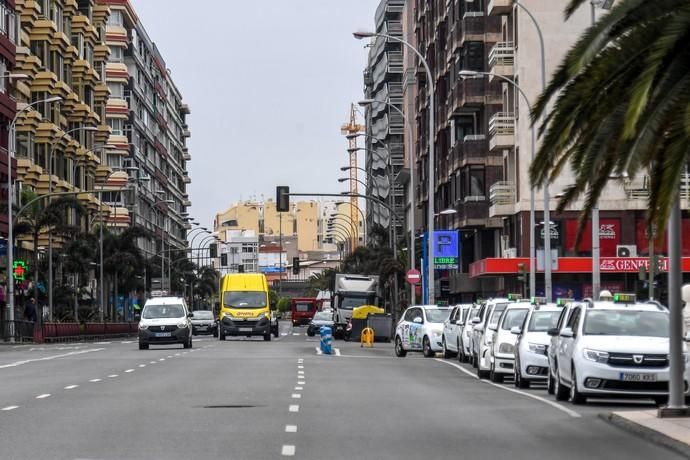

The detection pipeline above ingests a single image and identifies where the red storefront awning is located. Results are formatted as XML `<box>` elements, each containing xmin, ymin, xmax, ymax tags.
<box><xmin>469</xmin><ymin>257</ymin><xmax>690</xmax><ymax>278</ymax></box>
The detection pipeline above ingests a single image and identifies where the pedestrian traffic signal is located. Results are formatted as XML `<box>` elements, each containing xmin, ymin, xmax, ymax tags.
<box><xmin>220</xmin><ymin>253</ymin><xmax>228</xmax><ymax>267</ymax></box>
<box><xmin>292</xmin><ymin>257</ymin><xmax>300</xmax><ymax>275</ymax></box>
<box><xmin>209</xmin><ymin>243</ymin><xmax>217</xmax><ymax>258</ymax></box>
<box><xmin>276</xmin><ymin>186</ymin><xmax>290</xmax><ymax>212</ymax></box>
<box><xmin>517</xmin><ymin>263</ymin><xmax>527</xmax><ymax>283</ymax></box>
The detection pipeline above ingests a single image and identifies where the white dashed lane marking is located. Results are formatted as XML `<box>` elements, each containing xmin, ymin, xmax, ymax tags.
<box><xmin>281</xmin><ymin>445</ymin><xmax>296</xmax><ymax>456</ymax></box>
<box><xmin>295</xmin><ymin>386</ymin><xmax>303</xmax><ymax>391</ymax></box>
<box><xmin>291</xmin><ymin>394</ymin><xmax>301</xmax><ymax>399</ymax></box>
<box><xmin>36</xmin><ymin>394</ymin><xmax>51</xmax><ymax>399</ymax></box>
<box><xmin>108</xmin><ymin>374</ymin><xmax>118</xmax><ymax>378</ymax></box>
<box><xmin>89</xmin><ymin>379</ymin><xmax>102</xmax><ymax>383</ymax></box>
<box><xmin>289</xmin><ymin>405</ymin><xmax>299</xmax><ymax>412</ymax></box>
<box><xmin>64</xmin><ymin>385</ymin><xmax>79</xmax><ymax>390</ymax></box>
<box><xmin>285</xmin><ymin>425</ymin><xmax>297</xmax><ymax>433</ymax></box>
<box><xmin>138</xmin><ymin>364</ymin><xmax>146</xmax><ymax>368</ymax></box>
<box><xmin>124</xmin><ymin>369</ymin><xmax>135</xmax><ymax>373</ymax></box>
<box><xmin>1</xmin><ymin>406</ymin><xmax>19</xmax><ymax>411</ymax></box>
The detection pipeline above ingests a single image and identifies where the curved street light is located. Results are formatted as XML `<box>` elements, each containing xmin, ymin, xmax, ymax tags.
<box><xmin>353</xmin><ymin>30</ymin><xmax>436</xmax><ymax>303</ymax></box>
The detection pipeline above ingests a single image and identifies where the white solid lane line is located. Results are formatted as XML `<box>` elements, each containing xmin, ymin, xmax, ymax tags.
<box><xmin>285</xmin><ymin>425</ymin><xmax>298</xmax><ymax>433</ymax></box>
<box><xmin>434</xmin><ymin>359</ymin><xmax>581</xmax><ymax>418</ymax></box>
<box><xmin>289</xmin><ymin>405</ymin><xmax>299</xmax><ymax>412</ymax></box>
<box><xmin>0</xmin><ymin>348</ymin><xmax>104</xmax><ymax>370</ymax></box>
<box><xmin>281</xmin><ymin>445</ymin><xmax>296</xmax><ymax>456</ymax></box>
<box><xmin>64</xmin><ymin>385</ymin><xmax>79</xmax><ymax>390</ymax></box>
<box><xmin>1</xmin><ymin>406</ymin><xmax>19</xmax><ymax>411</ymax></box>
<box><xmin>36</xmin><ymin>394</ymin><xmax>50</xmax><ymax>399</ymax></box>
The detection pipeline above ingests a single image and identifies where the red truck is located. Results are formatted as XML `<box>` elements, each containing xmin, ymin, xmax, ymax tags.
<box><xmin>290</xmin><ymin>297</ymin><xmax>319</xmax><ymax>326</ymax></box>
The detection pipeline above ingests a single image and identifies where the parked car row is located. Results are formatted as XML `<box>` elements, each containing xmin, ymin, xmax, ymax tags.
<box><xmin>396</xmin><ymin>294</ymin><xmax>689</xmax><ymax>406</ymax></box>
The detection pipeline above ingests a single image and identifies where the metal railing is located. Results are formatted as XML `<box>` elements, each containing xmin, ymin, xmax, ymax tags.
<box><xmin>489</xmin><ymin>42</ymin><xmax>515</xmax><ymax>69</ymax></box>
<box><xmin>1</xmin><ymin>320</ymin><xmax>36</xmax><ymax>342</ymax></box>
<box><xmin>489</xmin><ymin>113</ymin><xmax>516</xmax><ymax>136</ymax></box>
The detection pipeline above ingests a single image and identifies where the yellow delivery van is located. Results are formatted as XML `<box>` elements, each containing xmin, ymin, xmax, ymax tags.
<box><xmin>218</xmin><ymin>273</ymin><xmax>273</xmax><ymax>341</ymax></box>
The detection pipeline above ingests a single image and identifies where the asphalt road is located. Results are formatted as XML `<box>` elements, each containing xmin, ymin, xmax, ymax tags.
<box><xmin>0</xmin><ymin>322</ymin><xmax>683</xmax><ymax>460</ymax></box>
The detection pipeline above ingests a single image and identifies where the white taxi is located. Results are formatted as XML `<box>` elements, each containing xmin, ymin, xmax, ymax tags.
<box><xmin>553</xmin><ymin>293</ymin><xmax>687</xmax><ymax>405</ymax></box>
<box><xmin>395</xmin><ymin>305</ymin><xmax>452</xmax><ymax>358</ymax></box>
<box><xmin>513</xmin><ymin>301</ymin><xmax>563</xmax><ymax>388</ymax></box>
<box><xmin>487</xmin><ymin>301</ymin><xmax>531</xmax><ymax>383</ymax></box>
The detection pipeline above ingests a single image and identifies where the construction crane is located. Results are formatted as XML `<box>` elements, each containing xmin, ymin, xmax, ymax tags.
<box><xmin>340</xmin><ymin>103</ymin><xmax>365</xmax><ymax>250</ymax></box>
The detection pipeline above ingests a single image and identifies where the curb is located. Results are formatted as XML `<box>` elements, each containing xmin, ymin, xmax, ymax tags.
<box><xmin>599</xmin><ymin>412</ymin><xmax>690</xmax><ymax>459</ymax></box>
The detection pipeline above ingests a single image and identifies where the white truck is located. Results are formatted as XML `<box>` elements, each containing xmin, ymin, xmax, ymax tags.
<box><xmin>332</xmin><ymin>274</ymin><xmax>380</xmax><ymax>339</ymax></box>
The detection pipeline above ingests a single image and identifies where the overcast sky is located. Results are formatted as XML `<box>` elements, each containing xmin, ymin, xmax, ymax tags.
<box><xmin>129</xmin><ymin>0</ymin><xmax>378</xmax><ymax>229</ymax></box>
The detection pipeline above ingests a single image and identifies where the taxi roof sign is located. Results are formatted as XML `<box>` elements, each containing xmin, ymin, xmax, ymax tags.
<box><xmin>613</xmin><ymin>293</ymin><xmax>636</xmax><ymax>304</ymax></box>
<box><xmin>507</xmin><ymin>293</ymin><xmax>523</xmax><ymax>301</ymax></box>
<box><xmin>556</xmin><ymin>298</ymin><xmax>573</xmax><ymax>306</ymax></box>
<box><xmin>150</xmin><ymin>290</ymin><xmax>169</xmax><ymax>298</ymax></box>
<box><xmin>530</xmin><ymin>296</ymin><xmax>547</xmax><ymax>305</ymax></box>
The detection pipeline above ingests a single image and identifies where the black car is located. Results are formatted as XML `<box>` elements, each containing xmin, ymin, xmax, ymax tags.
<box><xmin>190</xmin><ymin>310</ymin><xmax>216</xmax><ymax>335</ymax></box>
<box><xmin>307</xmin><ymin>310</ymin><xmax>335</xmax><ymax>337</ymax></box>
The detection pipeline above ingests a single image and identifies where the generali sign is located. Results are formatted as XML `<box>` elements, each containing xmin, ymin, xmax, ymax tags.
<box><xmin>599</xmin><ymin>257</ymin><xmax>669</xmax><ymax>272</ymax></box>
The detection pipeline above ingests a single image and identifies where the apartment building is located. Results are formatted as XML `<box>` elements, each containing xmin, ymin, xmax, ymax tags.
<box><xmin>408</xmin><ymin>0</ymin><xmax>668</xmax><ymax>301</ymax></box>
<box><xmin>0</xmin><ymin>0</ymin><xmax>16</xmax><ymax>246</ymax></box>
<box><xmin>99</xmin><ymin>0</ymin><xmax>191</xmax><ymax>258</ymax></box>
<box><xmin>362</xmin><ymin>0</ymin><xmax>406</xmax><ymax>245</ymax></box>
<box><xmin>13</xmin><ymin>0</ymin><xmax>114</xmax><ymax>245</ymax></box>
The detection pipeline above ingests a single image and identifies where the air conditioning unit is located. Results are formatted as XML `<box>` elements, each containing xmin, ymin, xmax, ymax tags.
<box><xmin>503</xmin><ymin>247</ymin><xmax>517</xmax><ymax>258</ymax></box>
<box><xmin>616</xmin><ymin>245</ymin><xmax>637</xmax><ymax>257</ymax></box>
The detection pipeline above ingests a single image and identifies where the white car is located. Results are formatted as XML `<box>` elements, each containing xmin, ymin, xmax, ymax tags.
<box><xmin>442</xmin><ymin>304</ymin><xmax>472</xmax><ymax>358</ymax></box>
<box><xmin>473</xmin><ymin>298</ymin><xmax>510</xmax><ymax>379</ymax></box>
<box><xmin>486</xmin><ymin>302</ymin><xmax>532</xmax><ymax>383</ymax></box>
<box><xmin>552</xmin><ymin>294</ymin><xmax>688</xmax><ymax>405</ymax></box>
<box><xmin>459</xmin><ymin>305</ymin><xmax>480</xmax><ymax>363</ymax></box>
<box><xmin>547</xmin><ymin>300</ymin><xmax>580</xmax><ymax>394</ymax></box>
<box><xmin>513</xmin><ymin>303</ymin><xmax>563</xmax><ymax>388</ymax></box>
<box><xmin>395</xmin><ymin>305</ymin><xmax>452</xmax><ymax>358</ymax></box>
<box><xmin>138</xmin><ymin>296</ymin><xmax>193</xmax><ymax>350</ymax></box>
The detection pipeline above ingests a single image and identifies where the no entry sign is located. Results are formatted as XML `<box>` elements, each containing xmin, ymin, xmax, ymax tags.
<box><xmin>406</xmin><ymin>269</ymin><xmax>421</xmax><ymax>285</ymax></box>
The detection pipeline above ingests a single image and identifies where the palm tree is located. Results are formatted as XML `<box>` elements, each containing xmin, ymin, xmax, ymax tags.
<box><xmin>60</xmin><ymin>232</ymin><xmax>98</xmax><ymax>321</ymax></box>
<box><xmin>529</xmin><ymin>0</ymin><xmax>690</xmax><ymax>240</ymax></box>
<box><xmin>102</xmin><ymin>226</ymin><xmax>146</xmax><ymax>320</ymax></box>
<box><xmin>14</xmin><ymin>188</ymin><xmax>84</xmax><ymax>305</ymax></box>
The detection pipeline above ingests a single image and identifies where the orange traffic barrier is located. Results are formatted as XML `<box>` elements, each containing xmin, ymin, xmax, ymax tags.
<box><xmin>360</xmin><ymin>327</ymin><xmax>374</xmax><ymax>348</ymax></box>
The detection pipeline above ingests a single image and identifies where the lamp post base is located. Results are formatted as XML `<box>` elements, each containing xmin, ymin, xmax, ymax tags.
<box><xmin>658</xmin><ymin>406</ymin><xmax>690</xmax><ymax>418</ymax></box>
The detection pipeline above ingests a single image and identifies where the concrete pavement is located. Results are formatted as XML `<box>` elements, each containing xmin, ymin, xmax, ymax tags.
<box><xmin>0</xmin><ymin>324</ymin><xmax>685</xmax><ymax>459</ymax></box>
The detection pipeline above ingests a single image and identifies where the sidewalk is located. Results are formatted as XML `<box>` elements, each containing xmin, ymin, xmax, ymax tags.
<box><xmin>602</xmin><ymin>410</ymin><xmax>690</xmax><ymax>458</ymax></box>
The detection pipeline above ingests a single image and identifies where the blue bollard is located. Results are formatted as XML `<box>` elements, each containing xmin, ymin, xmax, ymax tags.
<box><xmin>320</xmin><ymin>326</ymin><xmax>332</xmax><ymax>355</ymax></box>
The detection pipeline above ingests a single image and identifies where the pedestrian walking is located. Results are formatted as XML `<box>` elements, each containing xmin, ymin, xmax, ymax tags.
<box><xmin>24</xmin><ymin>297</ymin><xmax>37</xmax><ymax>322</ymax></box>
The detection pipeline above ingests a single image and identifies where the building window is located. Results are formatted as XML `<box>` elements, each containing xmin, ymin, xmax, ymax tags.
<box><xmin>108</xmin><ymin>118</ymin><xmax>123</xmax><ymax>135</ymax></box>
<box><xmin>110</xmin><ymin>46</ymin><xmax>123</xmax><ymax>62</ymax></box>
<box><xmin>107</xmin><ymin>10</ymin><xmax>124</xmax><ymax>27</ymax></box>
<box><xmin>108</xmin><ymin>82</ymin><xmax>124</xmax><ymax>98</ymax></box>
<box><xmin>461</xmin><ymin>166</ymin><xmax>485</xmax><ymax>200</ymax></box>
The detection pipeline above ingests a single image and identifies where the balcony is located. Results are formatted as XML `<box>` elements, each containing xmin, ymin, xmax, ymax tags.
<box><xmin>488</xmin><ymin>0</ymin><xmax>513</xmax><ymax>16</ymax></box>
<box><xmin>183</xmin><ymin>153</ymin><xmax>191</xmax><ymax>161</ymax></box>
<box><xmin>460</xmin><ymin>12</ymin><xmax>485</xmax><ymax>46</ymax></box>
<box><xmin>488</xmin><ymin>42</ymin><xmax>515</xmax><ymax>77</ymax></box>
<box><xmin>489</xmin><ymin>113</ymin><xmax>515</xmax><ymax>151</ymax></box>
<box><xmin>489</xmin><ymin>181</ymin><xmax>516</xmax><ymax>217</ymax></box>
<box><xmin>451</xmin><ymin>135</ymin><xmax>488</xmax><ymax>169</ymax></box>
<box><xmin>183</xmin><ymin>175</ymin><xmax>191</xmax><ymax>184</ymax></box>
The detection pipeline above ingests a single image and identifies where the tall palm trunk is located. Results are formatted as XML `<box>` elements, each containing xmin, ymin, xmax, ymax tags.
<box><xmin>114</xmin><ymin>271</ymin><xmax>119</xmax><ymax>321</ymax></box>
<box><xmin>32</xmin><ymin>231</ymin><xmax>39</xmax><ymax>318</ymax></box>
<box><xmin>73</xmin><ymin>273</ymin><xmax>79</xmax><ymax>323</ymax></box>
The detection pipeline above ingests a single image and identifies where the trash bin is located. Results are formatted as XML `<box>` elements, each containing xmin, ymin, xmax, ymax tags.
<box><xmin>367</xmin><ymin>313</ymin><xmax>392</xmax><ymax>342</ymax></box>
<box><xmin>346</xmin><ymin>305</ymin><xmax>384</xmax><ymax>341</ymax></box>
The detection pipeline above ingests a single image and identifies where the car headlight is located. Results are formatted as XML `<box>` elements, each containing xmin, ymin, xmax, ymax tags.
<box><xmin>138</xmin><ymin>323</ymin><xmax>148</xmax><ymax>330</ymax></box>
<box><xmin>222</xmin><ymin>311</ymin><xmax>234</xmax><ymax>319</ymax></box>
<box><xmin>583</xmin><ymin>348</ymin><xmax>609</xmax><ymax>363</ymax></box>
<box><xmin>527</xmin><ymin>343</ymin><xmax>548</xmax><ymax>355</ymax></box>
<box><xmin>432</xmin><ymin>330</ymin><xmax>443</xmax><ymax>337</ymax></box>
<box><xmin>256</xmin><ymin>312</ymin><xmax>269</xmax><ymax>320</ymax></box>
<box><xmin>498</xmin><ymin>343</ymin><xmax>514</xmax><ymax>354</ymax></box>
<box><xmin>177</xmin><ymin>323</ymin><xmax>188</xmax><ymax>329</ymax></box>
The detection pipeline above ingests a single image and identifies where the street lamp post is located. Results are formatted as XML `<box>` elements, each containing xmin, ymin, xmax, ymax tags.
<box><xmin>154</xmin><ymin>197</ymin><xmax>174</xmax><ymax>291</ymax></box>
<box><xmin>354</xmin><ymin>30</ymin><xmax>436</xmax><ymax>304</ymax></box>
<box><xmin>459</xmin><ymin>70</ymin><xmax>536</xmax><ymax>298</ymax></box>
<box><xmin>47</xmin><ymin>125</ymin><xmax>98</xmax><ymax>320</ymax></box>
<box><xmin>7</xmin><ymin>95</ymin><xmax>62</xmax><ymax>328</ymax></box>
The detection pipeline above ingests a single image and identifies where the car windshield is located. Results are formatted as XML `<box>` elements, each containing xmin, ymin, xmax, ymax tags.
<box><xmin>223</xmin><ymin>291</ymin><xmax>267</xmax><ymax>308</ymax></box>
<box><xmin>313</xmin><ymin>312</ymin><xmax>332</xmax><ymax>321</ymax></box>
<box><xmin>193</xmin><ymin>311</ymin><xmax>214</xmax><ymax>320</ymax></box>
<box><xmin>583</xmin><ymin>310</ymin><xmax>669</xmax><ymax>337</ymax></box>
<box><xmin>339</xmin><ymin>296</ymin><xmax>370</xmax><ymax>310</ymax></box>
<box><xmin>487</xmin><ymin>303</ymin><xmax>508</xmax><ymax>329</ymax></box>
<box><xmin>527</xmin><ymin>311</ymin><xmax>562</xmax><ymax>332</ymax></box>
<box><xmin>501</xmin><ymin>308</ymin><xmax>529</xmax><ymax>330</ymax></box>
<box><xmin>294</xmin><ymin>302</ymin><xmax>313</xmax><ymax>312</ymax></box>
<box><xmin>142</xmin><ymin>304</ymin><xmax>185</xmax><ymax>319</ymax></box>
<box><xmin>425</xmin><ymin>309</ymin><xmax>450</xmax><ymax>323</ymax></box>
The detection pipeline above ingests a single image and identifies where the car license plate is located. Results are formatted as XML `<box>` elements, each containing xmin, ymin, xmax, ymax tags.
<box><xmin>620</xmin><ymin>373</ymin><xmax>657</xmax><ymax>382</ymax></box>
<box><xmin>154</xmin><ymin>332</ymin><xmax>171</xmax><ymax>337</ymax></box>
<box><xmin>239</xmin><ymin>327</ymin><xmax>252</xmax><ymax>332</ymax></box>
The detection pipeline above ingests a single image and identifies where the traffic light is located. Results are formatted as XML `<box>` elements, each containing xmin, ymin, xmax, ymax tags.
<box><xmin>517</xmin><ymin>263</ymin><xmax>527</xmax><ymax>283</ymax></box>
<box><xmin>220</xmin><ymin>253</ymin><xmax>228</xmax><ymax>267</ymax></box>
<box><xmin>276</xmin><ymin>186</ymin><xmax>290</xmax><ymax>212</ymax></box>
<box><xmin>209</xmin><ymin>243</ymin><xmax>217</xmax><ymax>258</ymax></box>
<box><xmin>292</xmin><ymin>257</ymin><xmax>300</xmax><ymax>275</ymax></box>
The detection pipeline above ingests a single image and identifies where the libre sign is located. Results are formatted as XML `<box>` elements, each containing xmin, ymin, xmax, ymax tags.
<box><xmin>433</xmin><ymin>231</ymin><xmax>459</xmax><ymax>269</ymax></box>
